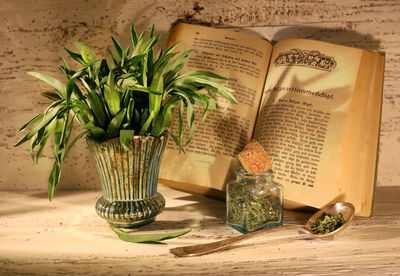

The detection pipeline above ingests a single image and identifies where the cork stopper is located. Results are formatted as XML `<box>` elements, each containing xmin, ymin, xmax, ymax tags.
<box><xmin>237</xmin><ymin>139</ymin><xmax>273</xmax><ymax>174</ymax></box>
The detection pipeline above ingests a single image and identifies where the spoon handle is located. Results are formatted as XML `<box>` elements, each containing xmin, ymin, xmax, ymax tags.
<box><xmin>170</xmin><ymin>224</ymin><xmax>305</xmax><ymax>257</ymax></box>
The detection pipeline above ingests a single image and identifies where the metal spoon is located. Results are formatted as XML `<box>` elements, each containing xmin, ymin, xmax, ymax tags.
<box><xmin>170</xmin><ymin>201</ymin><xmax>355</xmax><ymax>257</ymax></box>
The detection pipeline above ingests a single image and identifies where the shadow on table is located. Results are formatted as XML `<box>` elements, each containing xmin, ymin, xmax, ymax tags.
<box><xmin>164</xmin><ymin>193</ymin><xmax>226</xmax><ymax>218</ymax></box>
<box><xmin>26</xmin><ymin>190</ymin><xmax>100</xmax><ymax>205</ymax></box>
<box><xmin>122</xmin><ymin>217</ymin><xmax>224</xmax><ymax>233</ymax></box>
<box><xmin>0</xmin><ymin>190</ymin><xmax>100</xmax><ymax>217</ymax></box>
<box><xmin>0</xmin><ymin>204</ymin><xmax>54</xmax><ymax>216</ymax></box>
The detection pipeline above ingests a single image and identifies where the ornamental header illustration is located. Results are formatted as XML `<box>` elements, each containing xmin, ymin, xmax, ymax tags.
<box><xmin>274</xmin><ymin>48</ymin><xmax>337</xmax><ymax>71</ymax></box>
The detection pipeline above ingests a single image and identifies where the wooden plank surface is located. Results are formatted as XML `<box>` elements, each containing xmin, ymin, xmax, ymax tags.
<box><xmin>0</xmin><ymin>185</ymin><xmax>399</xmax><ymax>275</ymax></box>
<box><xmin>0</xmin><ymin>0</ymin><xmax>399</xmax><ymax>191</ymax></box>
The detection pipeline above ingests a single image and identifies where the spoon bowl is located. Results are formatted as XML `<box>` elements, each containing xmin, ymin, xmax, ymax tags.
<box><xmin>306</xmin><ymin>201</ymin><xmax>355</xmax><ymax>239</ymax></box>
<box><xmin>170</xmin><ymin>201</ymin><xmax>355</xmax><ymax>257</ymax></box>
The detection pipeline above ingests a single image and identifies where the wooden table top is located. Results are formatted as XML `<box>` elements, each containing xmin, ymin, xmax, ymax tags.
<box><xmin>1</xmin><ymin>185</ymin><xmax>399</xmax><ymax>275</ymax></box>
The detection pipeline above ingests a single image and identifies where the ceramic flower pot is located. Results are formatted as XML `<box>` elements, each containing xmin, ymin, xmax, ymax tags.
<box><xmin>87</xmin><ymin>135</ymin><xmax>167</xmax><ymax>228</ymax></box>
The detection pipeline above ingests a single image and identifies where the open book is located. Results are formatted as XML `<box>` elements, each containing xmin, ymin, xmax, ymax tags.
<box><xmin>159</xmin><ymin>23</ymin><xmax>384</xmax><ymax>217</ymax></box>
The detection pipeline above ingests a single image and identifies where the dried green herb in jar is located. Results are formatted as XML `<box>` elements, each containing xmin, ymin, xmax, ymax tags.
<box><xmin>310</xmin><ymin>213</ymin><xmax>344</xmax><ymax>235</ymax></box>
<box><xmin>226</xmin><ymin>168</ymin><xmax>283</xmax><ymax>233</ymax></box>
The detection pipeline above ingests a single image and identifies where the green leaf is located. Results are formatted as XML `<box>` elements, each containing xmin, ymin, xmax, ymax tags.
<box><xmin>178</xmin><ymin>101</ymin><xmax>184</xmax><ymax>152</ymax></box>
<box><xmin>71</xmin><ymin>68</ymin><xmax>87</xmax><ymax>79</ymax></box>
<box><xmin>18</xmin><ymin>112</ymin><xmax>44</xmax><ymax>132</ymax></box>
<box><xmin>78</xmin><ymin>77</ymin><xmax>92</xmax><ymax>92</ymax></box>
<box><xmin>87</xmin><ymin>90</ymin><xmax>108</xmax><ymax>127</ymax></box>
<box><xmin>141</xmin><ymin>55</ymin><xmax>148</xmax><ymax>87</ymax></box>
<box><xmin>130</xmin><ymin>22</ymin><xmax>138</xmax><ymax>46</ymax></box>
<box><xmin>53</xmin><ymin>114</ymin><xmax>69</xmax><ymax>164</ymax></box>
<box><xmin>149</xmin><ymin>24</ymin><xmax>155</xmax><ymax>38</ymax></box>
<box><xmin>73</xmin><ymin>42</ymin><xmax>97</xmax><ymax>65</ymax></box>
<box><xmin>182</xmin><ymin>70</ymin><xmax>229</xmax><ymax>81</ymax></box>
<box><xmin>134</xmin><ymin>109</ymin><xmax>140</xmax><ymax>128</ymax></box>
<box><xmin>61</xmin><ymin>131</ymin><xmax>86</xmax><ymax>162</ymax></box>
<box><xmin>41</xmin><ymin>92</ymin><xmax>62</xmax><ymax>101</ymax></box>
<box><xmin>106</xmin><ymin>109</ymin><xmax>127</xmax><ymax>138</ymax></box>
<box><xmin>164</xmin><ymin>41</ymin><xmax>181</xmax><ymax>56</ymax></box>
<box><xmin>140</xmin><ymin>34</ymin><xmax>160</xmax><ymax>55</ymax></box>
<box><xmin>139</xmin><ymin>109</ymin><xmax>149</xmax><ymax>132</ymax></box>
<box><xmin>61</xmin><ymin>57</ymin><xmax>71</xmax><ymax>71</ymax></box>
<box><xmin>201</xmin><ymin>97</ymin><xmax>213</xmax><ymax>123</ymax></box>
<box><xmin>27</xmin><ymin>72</ymin><xmax>66</xmax><ymax>98</ymax></box>
<box><xmin>175</xmin><ymin>73</ymin><xmax>237</xmax><ymax>104</ymax></box>
<box><xmin>126</xmin><ymin>54</ymin><xmax>146</xmax><ymax>68</ymax></box>
<box><xmin>119</xmin><ymin>129</ymin><xmax>135</xmax><ymax>151</ymax></box>
<box><xmin>30</xmin><ymin>128</ymin><xmax>45</xmax><ymax>160</ymax></box>
<box><xmin>48</xmin><ymin>161</ymin><xmax>61</xmax><ymax>201</ymax></box>
<box><xmin>110</xmin><ymin>49</ymin><xmax>121</xmax><ymax>65</ymax></box>
<box><xmin>60</xmin><ymin>113</ymin><xmax>75</xmax><ymax>161</ymax></box>
<box><xmin>66</xmin><ymin>78</ymin><xmax>75</xmax><ymax>101</ymax></box>
<box><xmin>45</xmin><ymin>99</ymin><xmax>64</xmax><ymax>113</ymax></box>
<box><xmin>111</xmin><ymin>36</ymin><xmax>123</xmax><ymax>59</ymax></box>
<box><xmin>127</xmin><ymin>98</ymin><xmax>135</xmax><ymax>122</ymax></box>
<box><xmin>15</xmin><ymin>106</ymin><xmax>61</xmax><ymax>147</ymax></box>
<box><xmin>168</xmin><ymin>131</ymin><xmax>185</xmax><ymax>153</ymax></box>
<box><xmin>110</xmin><ymin>225</ymin><xmax>191</xmax><ymax>243</ymax></box>
<box><xmin>149</xmin><ymin>52</ymin><xmax>178</xmax><ymax>80</ymax></box>
<box><xmin>104</xmin><ymin>70</ymin><xmax>121</xmax><ymax>116</ymax></box>
<box><xmin>164</xmin><ymin>48</ymin><xmax>192</xmax><ymax>86</ymax></box>
<box><xmin>140</xmin><ymin>50</ymin><xmax>175</xmax><ymax>135</ymax></box>
<box><xmin>70</xmin><ymin>100</ymin><xmax>94</xmax><ymax>123</ymax></box>
<box><xmin>64</xmin><ymin>47</ymin><xmax>86</xmax><ymax>65</ymax></box>
<box><xmin>151</xmin><ymin>95</ymin><xmax>180</xmax><ymax>137</ymax></box>
<box><xmin>35</xmin><ymin>118</ymin><xmax>57</xmax><ymax>162</ymax></box>
<box><xmin>185</xmin><ymin>98</ymin><xmax>195</xmax><ymax>145</ymax></box>
<box><xmin>84</xmin><ymin>122</ymin><xmax>105</xmax><ymax>139</ymax></box>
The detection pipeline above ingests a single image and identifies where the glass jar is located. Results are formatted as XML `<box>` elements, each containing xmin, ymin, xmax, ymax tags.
<box><xmin>226</xmin><ymin>168</ymin><xmax>283</xmax><ymax>233</ymax></box>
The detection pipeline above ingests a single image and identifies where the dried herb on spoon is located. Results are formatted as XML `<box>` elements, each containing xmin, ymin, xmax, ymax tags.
<box><xmin>310</xmin><ymin>213</ymin><xmax>344</xmax><ymax>235</ymax></box>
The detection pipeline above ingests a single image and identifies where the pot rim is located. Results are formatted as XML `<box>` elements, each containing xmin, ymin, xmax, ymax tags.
<box><xmin>86</xmin><ymin>133</ymin><xmax>168</xmax><ymax>144</ymax></box>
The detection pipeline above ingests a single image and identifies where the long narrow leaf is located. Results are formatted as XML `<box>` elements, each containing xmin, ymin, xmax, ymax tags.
<box><xmin>106</xmin><ymin>109</ymin><xmax>127</xmax><ymax>138</ymax></box>
<box><xmin>61</xmin><ymin>131</ymin><xmax>86</xmax><ymax>162</ymax></box>
<box><xmin>15</xmin><ymin>106</ymin><xmax>61</xmax><ymax>147</ymax></box>
<box><xmin>27</xmin><ymin>72</ymin><xmax>66</xmax><ymax>98</ymax></box>
<box><xmin>64</xmin><ymin>47</ymin><xmax>86</xmax><ymax>65</ymax></box>
<box><xmin>18</xmin><ymin>112</ymin><xmax>44</xmax><ymax>132</ymax></box>
<box><xmin>104</xmin><ymin>71</ymin><xmax>121</xmax><ymax>116</ymax></box>
<box><xmin>30</xmin><ymin>128</ymin><xmax>45</xmax><ymax>160</ymax></box>
<box><xmin>66</xmin><ymin>78</ymin><xmax>75</xmax><ymax>101</ymax></box>
<box><xmin>110</xmin><ymin>225</ymin><xmax>191</xmax><ymax>243</ymax></box>
<box><xmin>111</xmin><ymin>36</ymin><xmax>123</xmax><ymax>58</ymax></box>
<box><xmin>178</xmin><ymin>101</ymin><xmax>184</xmax><ymax>152</ymax></box>
<box><xmin>120</xmin><ymin>129</ymin><xmax>135</xmax><ymax>151</ymax></box>
<box><xmin>48</xmin><ymin>162</ymin><xmax>61</xmax><ymax>201</ymax></box>
<box><xmin>53</xmin><ymin>115</ymin><xmax>68</xmax><ymax>164</ymax></box>
<box><xmin>73</xmin><ymin>42</ymin><xmax>97</xmax><ymax>65</ymax></box>
<box><xmin>84</xmin><ymin>122</ymin><xmax>105</xmax><ymax>139</ymax></box>
<box><xmin>130</xmin><ymin>22</ymin><xmax>138</xmax><ymax>47</ymax></box>
<box><xmin>127</xmin><ymin>98</ymin><xmax>135</xmax><ymax>122</ymax></box>
<box><xmin>87</xmin><ymin>90</ymin><xmax>107</xmax><ymax>127</ymax></box>
<box><xmin>41</xmin><ymin>92</ymin><xmax>62</xmax><ymax>101</ymax></box>
<box><xmin>61</xmin><ymin>113</ymin><xmax>75</xmax><ymax>160</ymax></box>
<box><xmin>35</xmin><ymin>118</ymin><xmax>57</xmax><ymax>162</ymax></box>
<box><xmin>151</xmin><ymin>96</ymin><xmax>180</xmax><ymax>137</ymax></box>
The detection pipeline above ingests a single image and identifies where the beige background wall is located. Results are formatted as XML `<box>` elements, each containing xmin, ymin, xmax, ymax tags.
<box><xmin>1</xmin><ymin>0</ymin><xmax>399</xmax><ymax>191</ymax></box>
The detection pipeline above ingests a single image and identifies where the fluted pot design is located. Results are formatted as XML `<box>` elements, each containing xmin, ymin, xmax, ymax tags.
<box><xmin>87</xmin><ymin>135</ymin><xmax>167</xmax><ymax>228</ymax></box>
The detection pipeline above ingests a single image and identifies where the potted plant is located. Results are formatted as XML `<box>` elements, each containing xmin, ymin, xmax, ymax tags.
<box><xmin>15</xmin><ymin>23</ymin><xmax>237</xmax><ymax>228</ymax></box>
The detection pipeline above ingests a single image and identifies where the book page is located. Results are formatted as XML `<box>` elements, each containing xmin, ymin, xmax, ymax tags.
<box><xmin>253</xmin><ymin>39</ymin><xmax>375</xmax><ymax>215</ymax></box>
<box><xmin>159</xmin><ymin>23</ymin><xmax>272</xmax><ymax>193</ymax></box>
